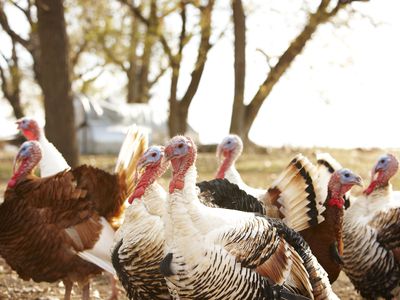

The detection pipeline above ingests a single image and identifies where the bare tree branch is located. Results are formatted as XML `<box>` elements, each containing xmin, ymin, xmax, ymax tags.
<box><xmin>75</xmin><ymin>62</ymin><xmax>106</xmax><ymax>80</ymax></box>
<box><xmin>0</xmin><ymin>51</ymin><xmax>9</xmax><ymax>64</ymax></box>
<box><xmin>326</xmin><ymin>1</ymin><xmax>345</xmax><ymax>18</ymax></box>
<box><xmin>97</xmin><ymin>33</ymin><xmax>127</xmax><ymax>71</ymax></box>
<box><xmin>8</xmin><ymin>0</ymin><xmax>33</xmax><ymax>25</ymax></box>
<box><xmin>178</xmin><ymin>2</ymin><xmax>187</xmax><ymax>57</ymax></box>
<box><xmin>0</xmin><ymin>63</ymin><xmax>10</xmax><ymax>98</ymax></box>
<box><xmin>0</xmin><ymin>4</ymin><xmax>31</xmax><ymax>49</ymax></box>
<box><xmin>256</xmin><ymin>48</ymin><xmax>274</xmax><ymax>69</ymax></box>
<box><xmin>161</xmin><ymin>1</ymin><xmax>180</xmax><ymax>18</ymax></box>
<box><xmin>149</xmin><ymin>65</ymin><xmax>168</xmax><ymax>88</ymax></box>
<box><xmin>118</xmin><ymin>0</ymin><xmax>149</xmax><ymax>26</ymax></box>
<box><xmin>70</xmin><ymin>39</ymin><xmax>88</xmax><ymax>67</ymax></box>
<box><xmin>118</xmin><ymin>0</ymin><xmax>174</xmax><ymax>63</ymax></box>
<box><xmin>243</xmin><ymin>0</ymin><xmax>353</xmax><ymax>135</ymax></box>
<box><xmin>180</xmin><ymin>0</ymin><xmax>214</xmax><ymax>110</ymax></box>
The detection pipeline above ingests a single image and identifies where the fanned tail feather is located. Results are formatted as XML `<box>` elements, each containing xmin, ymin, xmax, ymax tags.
<box><xmin>114</xmin><ymin>125</ymin><xmax>148</xmax><ymax>197</ymax></box>
<box><xmin>267</xmin><ymin>154</ymin><xmax>325</xmax><ymax>232</ymax></box>
<box><xmin>285</xmin><ymin>246</ymin><xmax>313</xmax><ymax>299</ymax></box>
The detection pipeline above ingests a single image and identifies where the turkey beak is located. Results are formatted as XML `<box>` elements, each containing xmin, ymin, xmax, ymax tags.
<box><xmin>371</xmin><ymin>165</ymin><xmax>383</xmax><ymax>182</ymax></box>
<box><xmin>353</xmin><ymin>175</ymin><xmax>363</xmax><ymax>187</ymax></box>
<box><xmin>134</xmin><ymin>158</ymin><xmax>147</xmax><ymax>185</ymax></box>
<box><xmin>15</xmin><ymin>119</ymin><xmax>22</xmax><ymax>130</ymax></box>
<box><xmin>164</xmin><ymin>147</ymin><xmax>174</xmax><ymax>162</ymax></box>
<box><xmin>136</xmin><ymin>156</ymin><xmax>147</xmax><ymax>174</ymax></box>
<box><xmin>216</xmin><ymin>144</ymin><xmax>223</xmax><ymax>160</ymax></box>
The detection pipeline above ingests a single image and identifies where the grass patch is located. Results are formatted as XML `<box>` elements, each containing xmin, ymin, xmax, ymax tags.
<box><xmin>2</xmin><ymin>147</ymin><xmax>400</xmax><ymax>191</ymax></box>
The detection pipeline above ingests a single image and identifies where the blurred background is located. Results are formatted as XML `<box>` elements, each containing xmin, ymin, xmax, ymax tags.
<box><xmin>1</xmin><ymin>0</ymin><xmax>399</xmax><ymax>166</ymax></box>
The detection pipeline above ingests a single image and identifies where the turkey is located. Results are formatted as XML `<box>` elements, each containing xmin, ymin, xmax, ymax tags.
<box><xmin>343</xmin><ymin>153</ymin><xmax>400</xmax><ymax>299</ymax></box>
<box><xmin>1</xmin><ymin>124</ymin><xmax>146</xmax><ymax>300</ymax></box>
<box><xmin>299</xmin><ymin>168</ymin><xmax>362</xmax><ymax>282</ymax></box>
<box><xmin>160</xmin><ymin>136</ymin><xmax>339</xmax><ymax>300</ymax></box>
<box><xmin>16</xmin><ymin>117</ymin><xmax>70</xmax><ymax>177</ymax></box>
<box><xmin>112</xmin><ymin>145</ymin><xmax>171</xmax><ymax>300</ymax></box>
<box><xmin>213</xmin><ymin>135</ymin><xmax>362</xmax><ymax>282</ymax></box>
<box><xmin>216</xmin><ymin>134</ymin><xmax>265</xmax><ymax>198</ymax></box>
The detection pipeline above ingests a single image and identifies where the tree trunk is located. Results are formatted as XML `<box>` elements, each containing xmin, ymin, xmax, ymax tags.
<box><xmin>168</xmin><ymin>64</ymin><xmax>182</xmax><ymax>136</ymax></box>
<box><xmin>136</xmin><ymin>0</ymin><xmax>157</xmax><ymax>103</ymax></box>
<box><xmin>168</xmin><ymin>0</ymin><xmax>214</xmax><ymax>137</ymax></box>
<box><xmin>235</xmin><ymin>0</ymin><xmax>345</xmax><ymax>143</ymax></box>
<box><xmin>36</xmin><ymin>0</ymin><xmax>78</xmax><ymax>167</ymax></box>
<box><xmin>127</xmin><ymin>13</ymin><xmax>139</xmax><ymax>103</ymax></box>
<box><xmin>229</xmin><ymin>0</ymin><xmax>246</xmax><ymax>137</ymax></box>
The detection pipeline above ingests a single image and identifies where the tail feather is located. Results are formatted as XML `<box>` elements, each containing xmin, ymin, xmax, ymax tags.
<box><xmin>114</xmin><ymin>125</ymin><xmax>148</xmax><ymax>197</ymax></box>
<box><xmin>268</xmin><ymin>218</ymin><xmax>339</xmax><ymax>300</ymax></box>
<box><xmin>285</xmin><ymin>246</ymin><xmax>313</xmax><ymax>299</ymax></box>
<box><xmin>268</xmin><ymin>154</ymin><xmax>325</xmax><ymax>232</ymax></box>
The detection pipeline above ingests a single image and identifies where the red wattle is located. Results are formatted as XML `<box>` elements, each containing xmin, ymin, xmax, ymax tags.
<box><xmin>216</xmin><ymin>155</ymin><xmax>232</xmax><ymax>179</ymax></box>
<box><xmin>129</xmin><ymin>186</ymin><xmax>146</xmax><ymax>203</ymax></box>
<box><xmin>7</xmin><ymin>178</ymin><xmax>17</xmax><ymax>188</ymax></box>
<box><xmin>169</xmin><ymin>179</ymin><xmax>184</xmax><ymax>193</ymax></box>
<box><xmin>327</xmin><ymin>198</ymin><xmax>344</xmax><ymax>209</ymax></box>
<box><xmin>23</xmin><ymin>129</ymin><xmax>38</xmax><ymax>141</ymax></box>
<box><xmin>364</xmin><ymin>180</ymin><xmax>377</xmax><ymax>195</ymax></box>
<box><xmin>216</xmin><ymin>169</ymin><xmax>225</xmax><ymax>179</ymax></box>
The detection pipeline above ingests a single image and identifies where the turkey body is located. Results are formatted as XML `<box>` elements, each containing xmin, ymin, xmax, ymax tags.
<box><xmin>163</xmin><ymin>187</ymin><xmax>304</xmax><ymax>300</ymax></box>
<box><xmin>0</xmin><ymin>160</ymin><xmax>134</xmax><ymax>282</ymax></box>
<box><xmin>343</xmin><ymin>188</ymin><xmax>400</xmax><ymax>299</ymax></box>
<box><xmin>299</xmin><ymin>206</ymin><xmax>343</xmax><ymax>283</ymax></box>
<box><xmin>0</xmin><ymin>171</ymin><xmax>105</xmax><ymax>284</ymax></box>
<box><xmin>112</xmin><ymin>184</ymin><xmax>171</xmax><ymax>300</ymax></box>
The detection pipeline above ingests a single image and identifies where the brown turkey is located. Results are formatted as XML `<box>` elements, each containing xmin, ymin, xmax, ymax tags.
<box><xmin>1</xmin><ymin>126</ymin><xmax>147</xmax><ymax>300</ymax></box>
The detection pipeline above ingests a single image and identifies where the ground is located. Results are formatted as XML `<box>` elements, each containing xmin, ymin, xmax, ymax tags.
<box><xmin>2</xmin><ymin>144</ymin><xmax>399</xmax><ymax>299</ymax></box>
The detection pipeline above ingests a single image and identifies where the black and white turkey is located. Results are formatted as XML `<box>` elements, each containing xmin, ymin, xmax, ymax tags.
<box><xmin>343</xmin><ymin>153</ymin><xmax>400</xmax><ymax>299</ymax></box>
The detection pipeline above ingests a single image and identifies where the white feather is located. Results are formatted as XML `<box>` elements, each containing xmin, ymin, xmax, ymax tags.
<box><xmin>77</xmin><ymin>217</ymin><xmax>116</xmax><ymax>275</ymax></box>
<box><xmin>224</xmin><ymin>167</ymin><xmax>266</xmax><ymax>200</ymax></box>
<box><xmin>38</xmin><ymin>135</ymin><xmax>70</xmax><ymax>177</ymax></box>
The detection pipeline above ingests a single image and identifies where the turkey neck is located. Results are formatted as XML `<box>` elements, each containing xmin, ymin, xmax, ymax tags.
<box><xmin>216</xmin><ymin>154</ymin><xmax>234</xmax><ymax>179</ymax></box>
<box><xmin>325</xmin><ymin>191</ymin><xmax>345</xmax><ymax>255</ymax></box>
<box><xmin>142</xmin><ymin>183</ymin><xmax>167</xmax><ymax>217</ymax></box>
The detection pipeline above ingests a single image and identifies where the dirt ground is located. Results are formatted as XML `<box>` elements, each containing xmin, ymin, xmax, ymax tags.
<box><xmin>2</xmin><ymin>145</ymin><xmax>396</xmax><ymax>299</ymax></box>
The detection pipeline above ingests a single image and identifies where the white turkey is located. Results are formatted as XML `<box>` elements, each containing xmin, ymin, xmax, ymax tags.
<box><xmin>16</xmin><ymin>117</ymin><xmax>70</xmax><ymax>177</ymax></box>
<box><xmin>343</xmin><ymin>153</ymin><xmax>400</xmax><ymax>299</ymax></box>
<box><xmin>112</xmin><ymin>145</ymin><xmax>171</xmax><ymax>300</ymax></box>
<box><xmin>216</xmin><ymin>134</ymin><xmax>265</xmax><ymax>198</ymax></box>
<box><xmin>160</xmin><ymin>136</ymin><xmax>339</xmax><ymax>300</ymax></box>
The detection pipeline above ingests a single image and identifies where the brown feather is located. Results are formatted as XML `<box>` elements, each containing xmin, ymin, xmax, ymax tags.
<box><xmin>300</xmin><ymin>205</ymin><xmax>343</xmax><ymax>283</ymax></box>
<box><xmin>71</xmin><ymin>165</ymin><xmax>126</xmax><ymax>229</ymax></box>
<box><xmin>0</xmin><ymin>172</ymin><xmax>104</xmax><ymax>285</ymax></box>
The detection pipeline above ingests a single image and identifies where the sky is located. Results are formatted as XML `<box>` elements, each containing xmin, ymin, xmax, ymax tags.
<box><xmin>1</xmin><ymin>0</ymin><xmax>400</xmax><ymax>148</ymax></box>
